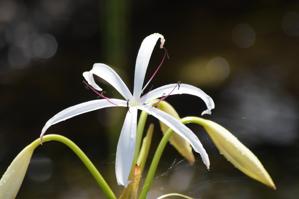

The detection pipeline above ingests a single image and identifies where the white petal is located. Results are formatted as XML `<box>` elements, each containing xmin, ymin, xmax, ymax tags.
<box><xmin>115</xmin><ymin>108</ymin><xmax>138</xmax><ymax>186</ymax></box>
<box><xmin>133</xmin><ymin>33</ymin><xmax>165</xmax><ymax>97</ymax></box>
<box><xmin>83</xmin><ymin>63</ymin><xmax>132</xmax><ymax>100</ymax></box>
<box><xmin>41</xmin><ymin>99</ymin><xmax>127</xmax><ymax>137</ymax></box>
<box><xmin>139</xmin><ymin>105</ymin><xmax>210</xmax><ymax>169</ymax></box>
<box><xmin>83</xmin><ymin>71</ymin><xmax>103</xmax><ymax>91</ymax></box>
<box><xmin>141</xmin><ymin>83</ymin><xmax>215</xmax><ymax>115</ymax></box>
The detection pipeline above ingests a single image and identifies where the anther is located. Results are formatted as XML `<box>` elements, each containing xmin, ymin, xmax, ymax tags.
<box><xmin>83</xmin><ymin>81</ymin><xmax>117</xmax><ymax>106</ymax></box>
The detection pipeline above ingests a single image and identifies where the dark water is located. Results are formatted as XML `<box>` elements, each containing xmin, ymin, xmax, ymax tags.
<box><xmin>0</xmin><ymin>1</ymin><xmax>298</xmax><ymax>198</ymax></box>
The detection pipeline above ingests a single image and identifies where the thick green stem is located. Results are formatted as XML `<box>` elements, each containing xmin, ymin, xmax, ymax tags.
<box><xmin>133</xmin><ymin>111</ymin><xmax>148</xmax><ymax>164</ymax></box>
<box><xmin>32</xmin><ymin>134</ymin><xmax>116</xmax><ymax>199</ymax></box>
<box><xmin>137</xmin><ymin>124</ymin><xmax>154</xmax><ymax>171</ymax></box>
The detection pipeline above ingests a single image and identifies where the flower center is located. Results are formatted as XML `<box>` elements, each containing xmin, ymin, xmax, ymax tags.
<box><xmin>129</xmin><ymin>97</ymin><xmax>140</xmax><ymax>107</ymax></box>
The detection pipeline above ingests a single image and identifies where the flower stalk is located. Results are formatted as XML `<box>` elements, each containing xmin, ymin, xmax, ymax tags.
<box><xmin>139</xmin><ymin>122</ymin><xmax>174</xmax><ymax>199</ymax></box>
<box><xmin>32</xmin><ymin>134</ymin><xmax>117</xmax><ymax>199</ymax></box>
<box><xmin>0</xmin><ymin>134</ymin><xmax>116</xmax><ymax>199</ymax></box>
<box><xmin>133</xmin><ymin>111</ymin><xmax>148</xmax><ymax>165</ymax></box>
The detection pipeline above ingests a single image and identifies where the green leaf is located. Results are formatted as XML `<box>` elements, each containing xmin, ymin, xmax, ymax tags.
<box><xmin>156</xmin><ymin>101</ymin><xmax>195</xmax><ymax>164</ymax></box>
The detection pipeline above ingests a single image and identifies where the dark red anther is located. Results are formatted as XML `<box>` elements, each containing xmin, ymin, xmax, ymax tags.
<box><xmin>83</xmin><ymin>81</ymin><xmax>118</xmax><ymax>106</ymax></box>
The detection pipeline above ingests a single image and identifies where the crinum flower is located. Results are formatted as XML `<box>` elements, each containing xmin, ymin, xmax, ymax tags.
<box><xmin>41</xmin><ymin>33</ymin><xmax>215</xmax><ymax>186</ymax></box>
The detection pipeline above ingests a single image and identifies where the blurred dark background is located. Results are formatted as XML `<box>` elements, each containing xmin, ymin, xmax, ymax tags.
<box><xmin>0</xmin><ymin>0</ymin><xmax>299</xmax><ymax>198</ymax></box>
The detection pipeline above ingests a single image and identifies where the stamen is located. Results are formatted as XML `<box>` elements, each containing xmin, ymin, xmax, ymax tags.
<box><xmin>83</xmin><ymin>81</ymin><xmax>118</xmax><ymax>106</ymax></box>
<box><xmin>155</xmin><ymin>82</ymin><xmax>180</xmax><ymax>105</ymax></box>
<box><xmin>142</xmin><ymin>47</ymin><xmax>169</xmax><ymax>94</ymax></box>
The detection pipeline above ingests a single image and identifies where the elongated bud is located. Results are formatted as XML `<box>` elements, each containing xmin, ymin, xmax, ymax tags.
<box><xmin>0</xmin><ymin>144</ymin><xmax>35</xmax><ymax>198</ymax></box>
<box><xmin>156</xmin><ymin>101</ymin><xmax>195</xmax><ymax>164</ymax></box>
<box><xmin>197</xmin><ymin>118</ymin><xmax>276</xmax><ymax>189</ymax></box>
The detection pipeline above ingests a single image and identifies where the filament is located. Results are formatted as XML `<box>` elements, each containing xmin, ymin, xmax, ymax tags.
<box><xmin>83</xmin><ymin>81</ymin><xmax>118</xmax><ymax>106</ymax></box>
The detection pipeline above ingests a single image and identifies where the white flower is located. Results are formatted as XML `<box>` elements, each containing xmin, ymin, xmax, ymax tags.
<box><xmin>40</xmin><ymin>33</ymin><xmax>215</xmax><ymax>186</ymax></box>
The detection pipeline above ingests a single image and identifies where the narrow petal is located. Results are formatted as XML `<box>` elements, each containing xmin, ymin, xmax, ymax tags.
<box><xmin>115</xmin><ymin>108</ymin><xmax>138</xmax><ymax>186</ymax></box>
<box><xmin>83</xmin><ymin>63</ymin><xmax>132</xmax><ymax>100</ymax></box>
<box><xmin>139</xmin><ymin>105</ymin><xmax>210</xmax><ymax>168</ymax></box>
<box><xmin>41</xmin><ymin>99</ymin><xmax>127</xmax><ymax>137</ymax></box>
<box><xmin>82</xmin><ymin>70</ymin><xmax>103</xmax><ymax>91</ymax></box>
<box><xmin>141</xmin><ymin>83</ymin><xmax>215</xmax><ymax>115</ymax></box>
<box><xmin>133</xmin><ymin>33</ymin><xmax>165</xmax><ymax>97</ymax></box>
<box><xmin>0</xmin><ymin>144</ymin><xmax>35</xmax><ymax>198</ymax></box>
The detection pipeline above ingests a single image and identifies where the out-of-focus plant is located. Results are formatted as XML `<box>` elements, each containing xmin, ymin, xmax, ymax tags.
<box><xmin>0</xmin><ymin>33</ymin><xmax>275</xmax><ymax>199</ymax></box>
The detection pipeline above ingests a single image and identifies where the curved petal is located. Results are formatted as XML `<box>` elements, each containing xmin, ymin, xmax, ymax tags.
<box><xmin>83</xmin><ymin>63</ymin><xmax>132</xmax><ymax>100</ymax></box>
<box><xmin>139</xmin><ymin>105</ymin><xmax>210</xmax><ymax>169</ymax></box>
<box><xmin>115</xmin><ymin>108</ymin><xmax>138</xmax><ymax>186</ymax></box>
<box><xmin>82</xmin><ymin>70</ymin><xmax>103</xmax><ymax>91</ymax></box>
<box><xmin>133</xmin><ymin>33</ymin><xmax>165</xmax><ymax>97</ymax></box>
<box><xmin>41</xmin><ymin>99</ymin><xmax>127</xmax><ymax>137</ymax></box>
<box><xmin>141</xmin><ymin>83</ymin><xmax>215</xmax><ymax>115</ymax></box>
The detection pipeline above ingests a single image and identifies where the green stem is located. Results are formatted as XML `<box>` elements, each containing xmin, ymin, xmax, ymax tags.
<box><xmin>139</xmin><ymin>125</ymin><xmax>173</xmax><ymax>199</ymax></box>
<box><xmin>180</xmin><ymin>116</ymin><xmax>206</xmax><ymax>126</ymax></box>
<box><xmin>139</xmin><ymin>116</ymin><xmax>203</xmax><ymax>199</ymax></box>
<box><xmin>137</xmin><ymin>124</ymin><xmax>154</xmax><ymax>171</ymax></box>
<box><xmin>103</xmin><ymin>0</ymin><xmax>129</xmax><ymax>66</ymax></box>
<box><xmin>32</xmin><ymin>134</ymin><xmax>116</xmax><ymax>199</ymax></box>
<box><xmin>133</xmin><ymin>111</ymin><xmax>148</xmax><ymax>164</ymax></box>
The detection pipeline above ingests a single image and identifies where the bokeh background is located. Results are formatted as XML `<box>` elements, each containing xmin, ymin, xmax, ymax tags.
<box><xmin>0</xmin><ymin>0</ymin><xmax>299</xmax><ymax>198</ymax></box>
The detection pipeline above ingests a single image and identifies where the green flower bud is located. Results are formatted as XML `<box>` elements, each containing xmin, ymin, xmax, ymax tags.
<box><xmin>0</xmin><ymin>144</ymin><xmax>35</xmax><ymax>198</ymax></box>
<box><xmin>156</xmin><ymin>101</ymin><xmax>195</xmax><ymax>164</ymax></box>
